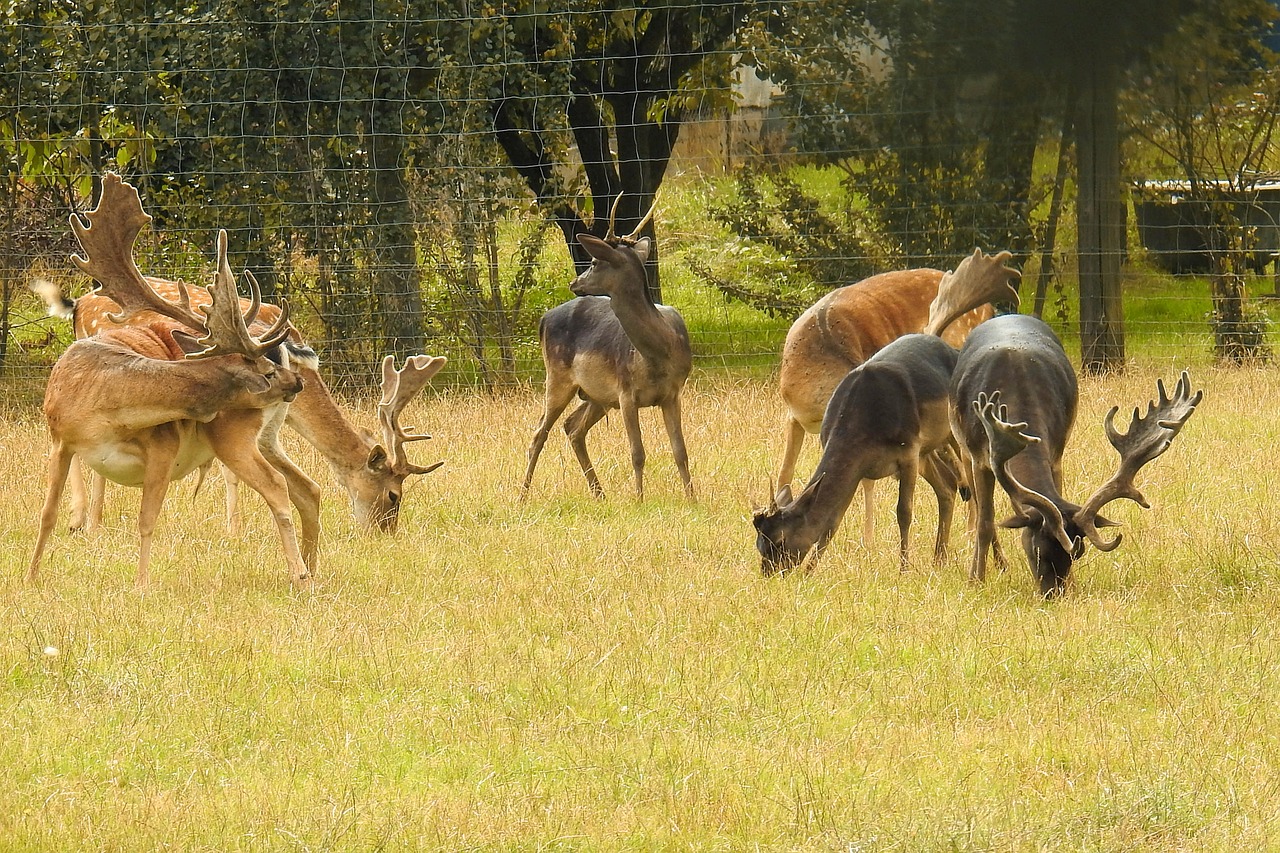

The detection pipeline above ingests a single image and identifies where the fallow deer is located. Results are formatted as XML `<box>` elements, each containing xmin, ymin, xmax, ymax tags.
<box><xmin>951</xmin><ymin>313</ymin><xmax>1202</xmax><ymax>596</ymax></box>
<box><xmin>30</xmin><ymin>173</ymin><xmax>313</xmax><ymax>587</ymax></box>
<box><xmin>35</xmin><ymin>233</ymin><xmax>445</xmax><ymax>537</ymax></box>
<box><xmin>776</xmin><ymin>258</ymin><xmax>1001</xmax><ymax>544</ymax></box>
<box><xmin>753</xmin><ymin>249</ymin><xmax>1021</xmax><ymax>576</ymax></box>
<box><xmin>521</xmin><ymin>201</ymin><xmax>693</xmax><ymax>500</ymax></box>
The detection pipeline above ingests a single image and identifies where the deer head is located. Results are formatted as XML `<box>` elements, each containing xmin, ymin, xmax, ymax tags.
<box><xmin>752</xmin><ymin>476</ymin><xmax>827</xmax><ymax>576</ymax></box>
<box><xmin>975</xmin><ymin>371</ymin><xmax>1202</xmax><ymax>594</ymax></box>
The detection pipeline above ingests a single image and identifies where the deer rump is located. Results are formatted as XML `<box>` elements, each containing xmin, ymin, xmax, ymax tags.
<box><xmin>540</xmin><ymin>295</ymin><xmax>690</xmax><ymax>408</ymax></box>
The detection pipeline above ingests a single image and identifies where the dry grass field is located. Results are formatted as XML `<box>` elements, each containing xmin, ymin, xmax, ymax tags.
<box><xmin>1</xmin><ymin>362</ymin><xmax>1279</xmax><ymax>850</ymax></box>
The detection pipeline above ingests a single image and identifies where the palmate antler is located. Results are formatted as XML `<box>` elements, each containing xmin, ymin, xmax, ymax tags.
<box><xmin>69</xmin><ymin>172</ymin><xmax>291</xmax><ymax>360</ymax></box>
<box><xmin>924</xmin><ymin>249</ymin><xmax>1022</xmax><ymax>337</ymax></box>
<box><xmin>974</xmin><ymin>391</ymin><xmax>1079</xmax><ymax>556</ymax></box>
<box><xmin>1073</xmin><ymin>370</ymin><xmax>1203</xmax><ymax>551</ymax></box>
<box><xmin>377</xmin><ymin>354</ymin><xmax>448</xmax><ymax>476</ymax></box>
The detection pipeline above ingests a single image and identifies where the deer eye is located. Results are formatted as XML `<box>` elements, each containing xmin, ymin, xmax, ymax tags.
<box><xmin>387</xmin><ymin>491</ymin><xmax>400</xmax><ymax>507</ymax></box>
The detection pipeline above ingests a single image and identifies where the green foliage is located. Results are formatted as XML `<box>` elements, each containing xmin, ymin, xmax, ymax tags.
<box><xmin>688</xmin><ymin>164</ymin><xmax>897</xmax><ymax>318</ymax></box>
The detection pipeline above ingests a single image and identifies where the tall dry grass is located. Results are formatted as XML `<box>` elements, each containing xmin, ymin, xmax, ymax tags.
<box><xmin>1</xmin><ymin>363</ymin><xmax>1278</xmax><ymax>850</ymax></box>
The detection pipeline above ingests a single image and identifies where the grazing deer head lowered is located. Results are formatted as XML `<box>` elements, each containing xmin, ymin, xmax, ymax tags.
<box><xmin>775</xmin><ymin>251</ymin><xmax>1004</xmax><ymax>545</ymax></box>
<box><xmin>951</xmin><ymin>313</ymin><xmax>1202</xmax><ymax>596</ymax></box>
<box><xmin>30</xmin><ymin>173</ymin><xmax>311</xmax><ymax>587</ymax></box>
<box><xmin>754</xmin><ymin>249</ymin><xmax>1021</xmax><ymax>576</ymax></box>
<box><xmin>35</xmin><ymin>235</ymin><xmax>447</xmax><ymax>539</ymax></box>
<box><xmin>522</xmin><ymin>197</ymin><xmax>694</xmax><ymax>500</ymax></box>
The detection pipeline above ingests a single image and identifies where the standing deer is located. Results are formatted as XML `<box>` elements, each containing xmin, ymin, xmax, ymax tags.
<box><xmin>753</xmin><ymin>250</ymin><xmax>1021</xmax><ymax>575</ymax></box>
<box><xmin>34</xmin><ymin>231</ymin><xmax>445</xmax><ymax>537</ymax></box>
<box><xmin>951</xmin><ymin>313</ymin><xmax>1202</xmax><ymax>596</ymax></box>
<box><xmin>776</xmin><ymin>257</ymin><xmax>1002</xmax><ymax>543</ymax></box>
<box><xmin>30</xmin><ymin>174</ymin><xmax>313</xmax><ymax>586</ymax></box>
<box><xmin>521</xmin><ymin>203</ymin><xmax>693</xmax><ymax>500</ymax></box>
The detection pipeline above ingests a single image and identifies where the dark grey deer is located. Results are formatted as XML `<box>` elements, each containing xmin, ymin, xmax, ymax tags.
<box><xmin>521</xmin><ymin>205</ymin><xmax>693</xmax><ymax>500</ymax></box>
<box><xmin>950</xmin><ymin>313</ymin><xmax>1202</xmax><ymax>596</ymax></box>
<box><xmin>752</xmin><ymin>249</ymin><xmax>1021</xmax><ymax>575</ymax></box>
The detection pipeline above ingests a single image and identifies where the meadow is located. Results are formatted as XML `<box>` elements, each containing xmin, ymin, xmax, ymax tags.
<box><xmin>2</xmin><ymin>356</ymin><xmax>1279</xmax><ymax>851</ymax></box>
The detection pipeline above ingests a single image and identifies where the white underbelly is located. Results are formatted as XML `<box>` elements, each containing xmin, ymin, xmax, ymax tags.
<box><xmin>81</xmin><ymin>425</ymin><xmax>215</xmax><ymax>488</ymax></box>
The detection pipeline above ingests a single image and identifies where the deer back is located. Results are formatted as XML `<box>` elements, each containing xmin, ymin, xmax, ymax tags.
<box><xmin>952</xmin><ymin>314</ymin><xmax>1078</xmax><ymax>493</ymax></box>
<box><xmin>780</xmin><ymin>268</ymin><xmax>992</xmax><ymax>432</ymax></box>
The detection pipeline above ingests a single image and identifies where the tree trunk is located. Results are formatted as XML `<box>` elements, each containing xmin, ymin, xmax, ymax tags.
<box><xmin>1075</xmin><ymin>61</ymin><xmax>1126</xmax><ymax>373</ymax></box>
<box><xmin>370</xmin><ymin>129</ymin><xmax>426</xmax><ymax>358</ymax></box>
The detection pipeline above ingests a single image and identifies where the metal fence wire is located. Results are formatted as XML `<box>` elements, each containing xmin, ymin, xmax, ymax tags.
<box><xmin>3</xmin><ymin>2</ymin><xmax>1279</xmax><ymax>401</ymax></box>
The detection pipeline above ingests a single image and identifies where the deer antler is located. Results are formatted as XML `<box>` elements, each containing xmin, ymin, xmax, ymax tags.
<box><xmin>1073</xmin><ymin>370</ymin><xmax>1203</xmax><ymax>551</ymax></box>
<box><xmin>182</xmin><ymin>231</ymin><xmax>293</xmax><ymax>360</ymax></box>
<box><xmin>69</xmin><ymin>173</ymin><xmax>205</xmax><ymax>330</ymax></box>
<box><xmin>974</xmin><ymin>391</ymin><xmax>1078</xmax><ymax>555</ymax></box>
<box><xmin>602</xmin><ymin>192</ymin><xmax>657</xmax><ymax>246</ymax></box>
<box><xmin>924</xmin><ymin>249</ymin><xmax>1022</xmax><ymax>337</ymax></box>
<box><xmin>377</xmin><ymin>354</ymin><xmax>448</xmax><ymax>475</ymax></box>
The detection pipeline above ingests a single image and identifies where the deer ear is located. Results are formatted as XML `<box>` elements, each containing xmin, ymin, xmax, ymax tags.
<box><xmin>576</xmin><ymin>233</ymin><xmax>621</xmax><ymax>263</ymax></box>
<box><xmin>631</xmin><ymin>237</ymin><xmax>652</xmax><ymax>264</ymax></box>
<box><xmin>170</xmin><ymin>329</ymin><xmax>204</xmax><ymax>354</ymax></box>
<box><xmin>999</xmin><ymin>512</ymin><xmax>1035</xmax><ymax>530</ymax></box>
<box><xmin>366</xmin><ymin>444</ymin><xmax>390</xmax><ymax>472</ymax></box>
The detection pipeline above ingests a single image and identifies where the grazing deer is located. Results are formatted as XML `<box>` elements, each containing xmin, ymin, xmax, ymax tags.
<box><xmin>753</xmin><ymin>250</ymin><xmax>1021</xmax><ymax>575</ymax></box>
<box><xmin>30</xmin><ymin>173</ymin><xmax>313</xmax><ymax>586</ymax></box>
<box><xmin>35</xmin><ymin>244</ymin><xmax>445</xmax><ymax>538</ymax></box>
<box><xmin>521</xmin><ymin>202</ymin><xmax>693</xmax><ymax>500</ymax></box>
<box><xmin>951</xmin><ymin>313</ymin><xmax>1202</xmax><ymax>596</ymax></box>
<box><xmin>776</xmin><ymin>258</ymin><xmax>1001</xmax><ymax>544</ymax></box>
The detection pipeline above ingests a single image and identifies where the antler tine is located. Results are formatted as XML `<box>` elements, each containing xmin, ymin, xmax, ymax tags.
<box><xmin>241</xmin><ymin>269</ymin><xmax>292</xmax><ymax>351</ymax></box>
<box><xmin>924</xmin><ymin>248</ymin><xmax>1022</xmax><ymax>337</ymax></box>
<box><xmin>621</xmin><ymin>196</ymin><xmax>658</xmax><ymax>244</ymax></box>
<box><xmin>974</xmin><ymin>391</ymin><xmax>1077</xmax><ymax>555</ymax></box>
<box><xmin>377</xmin><ymin>354</ymin><xmax>448</xmax><ymax>475</ymax></box>
<box><xmin>186</xmin><ymin>231</ymin><xmax>292</xmax><ymax>360</ymax></box>
<box><xmin>604</xmin><ymin>192</ymin><xmax>625</xmax><ymax>242</ymax></box>
<box><xmin>1074</xmin><ymin>370</ymin><xmax>1203</xmax><ymax>550</ymax></box>
<box><xmin>69</xmin><ymin>173</ymin><xmax>207</xmax><ymax>331</ymax></box>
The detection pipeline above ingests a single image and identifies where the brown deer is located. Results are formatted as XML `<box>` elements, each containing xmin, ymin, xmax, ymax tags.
<box><xmin>951</xmin><ymin>313</ymin><xmax>1202</xmax><ymax>596</ymax></box>
<box><xmin>776</xmin><ymin>255</ymin><xmax>1002</xmax><ymax>543</ymax></box>
<box><xmin>30</xmin><ymin>173</ymin><xmax>313</xmax><ymax>587</ymax></box>
<box><xmin>521</xmin><ymin>202</ymin><xmax>693</xmax><ymax>500</ymax></box>
<box><xmin>753</xmin><ymin>250</ymin><xmax>1021</xmax><ymax>575</ymax></box>
<box><xmin>35</xmin><ymin>239</ymin><xmax>445</xmax><ymax>538</ymax></box>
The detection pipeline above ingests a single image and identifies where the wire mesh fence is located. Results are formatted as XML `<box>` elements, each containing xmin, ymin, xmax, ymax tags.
<box><xmin>3</xmin><ymin>2</ymin><xmax>1278</xmax><ymax>406</ymax></box>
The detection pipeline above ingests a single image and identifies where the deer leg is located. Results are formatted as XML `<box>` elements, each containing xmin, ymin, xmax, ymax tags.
<box><xmin>660</xmin><ymin>397</ymin><xmax>694</xmax><ymax>500</ymax></box>
<box><xmin>921</xmin><ymin>452</ymin><xmax>958</xmax><ymax>563</ymax></box>
<box><xmin>565</xmin><ymin>400</ymin><xmax>608</xmax><ymax>499</ymax></box>
<box><xmin>619</xmin><ymin>399</ymin><xmax>647</xmax><ymax>500</ymax></box>
<box><xmin>29</xmin><ymin>442</ymin><xmax>74</xmax><ymax>583</ymax></box>
<box><xmin>136</xmin><ymin>437</ymin><xmax>180</xmax><ymax>590</ymax></box>
<box><xmin>88</xmin><ymin>469</ymin><xmax>106</xmax><ymax>530</ymax></box>
<box><xmin>256</xmin><ymin>436</ymin><xmax>322</xmax><ymax>570</ymax></box>
<box><xmin>67</xmin><ymin>455</ymin><xmax>88</xmax><ymax>531</ymax></box>
<box><xmin>221</xmin><ymin>463</ymin><xmax>242</xmax><ymax>536</ymax></box>
<box><xmin>895</xmin><ymin>457</ymin><xmax>919</xmax><ymax>571</ymax></box>
<box><xmin>969</xmin><ymin>460</ymin><xmax>998</xmax><ymax>584</ymax></box>
<box><xmin>861</xmin><ymin>481</ymin><xmax>876</xmax><ymax>547</ymax></box>
<box><xmin>206</xmin><ymin>422</ymin><xmax>311</xmax><ymax>584</ymax></box>
<box><xmin>776</xmin><ymin>416</ymin><xmax>808</xmax><ymax>490</ymax></box>
<box><xmin>521</xmin><ymin>384</ymin><xmax>577</xmax><ymax>499</ymax></box>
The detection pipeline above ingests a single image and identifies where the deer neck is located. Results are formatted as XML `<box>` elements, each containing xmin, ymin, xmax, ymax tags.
<box><xmin>284</xmin><ymin>366</ymin><xmax>376</xmax><ymax>477</ymax></box>
<box><xmin>606</xmin><ymin>291</ymin><xmax>679</xmax><ymax>364</ymax></box>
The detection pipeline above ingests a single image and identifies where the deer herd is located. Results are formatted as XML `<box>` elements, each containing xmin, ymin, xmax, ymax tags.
<box><xmin>26</xmin><ymin>174</ymin><xmax>1202</xmax><ymax>597</ymax></box>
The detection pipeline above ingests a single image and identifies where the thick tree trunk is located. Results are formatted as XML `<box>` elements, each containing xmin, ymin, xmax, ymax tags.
<box><xmin>1075</xmin><ymin>61</ymin><xmax>1126</xmax><ymax>373</ymax></box>
<box><xmin>369</xmin><ymin>129</ymin><xmax>426</xmax><ymax>358</ymax></box>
